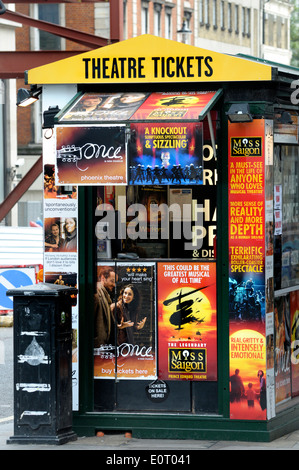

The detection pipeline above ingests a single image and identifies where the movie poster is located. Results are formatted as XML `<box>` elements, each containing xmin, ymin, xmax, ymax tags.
<box><xmin>55</xmin><ymin>125</ymin><xmax>127</xmax><ymax>186</ymax></box>
<box><xmin>59</xmin><ymin>92</ymin><xmax>149</xmax><ymax>122</ymax></box>
<box><xmin>228</xmin><ymin>120</ymin><xmax>267</xmax><ymax>420</ymax></box>
<box><xmin>291</xmin><ymin>290</ymin><xmax>299</xmax><ymax>396</ymax></box>
<box><xmin>130</xmin><ymin>91</ymin><xmax>219</xmax><ymax>121</ymax></box>
<box><xmin>157</xmin><ymin>261</ymin><xmax>217</xmax><ymax>381</ymax></box>
<box><xmin>94</xmin><ymin>262</ymin><xmax>156</xmax><ymax>379</ymax></box>
<box><xmin>274</xmin><ymin>295</ymin><xmax>291</xmax><ymax>404</ymax></box>
<box><xmin>129</xmin><ymin>122</ymin><xmax>203</xmax><ymax>185</ymax></box>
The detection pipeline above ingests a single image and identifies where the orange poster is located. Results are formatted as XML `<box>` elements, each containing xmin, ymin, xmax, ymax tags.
<box><xmin>157</xmin><ymin>262</ymin><xmax>217</xmax><ymax>381</ymax></box>
<box><xmin>131</xmin><ymin>91</ymin><xmax>218</xmax><ymax>121</ymax></box>
<box><xmin>228</xmin><ymin>120</ymin><xmax>267</xmax><ymax>420</ymax></box>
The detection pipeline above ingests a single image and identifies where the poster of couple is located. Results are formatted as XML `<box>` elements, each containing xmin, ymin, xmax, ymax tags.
<box><xmin>94</xmin><ymin>261</ymin><xmax>156</xmax><ymax>380</ymax></box>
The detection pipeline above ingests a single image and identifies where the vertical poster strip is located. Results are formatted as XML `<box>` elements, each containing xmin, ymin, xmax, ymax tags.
<box><xmin>290</xmin><ymin>290</ymin><xmax>299</xmax><ymax>396</ymax></box>
<box><xmin>274</xmin><ymin>294</ymin><xmax>291</xmax><ymax>404</ymax></box>
<box><xmin>264</xmin><ymin>120</ymin><xmax>276</xmax><ymax>419</ymax></box>
<box><xmin>228</xmin><ymin>120</ymin><xmax>267</xmax><ymax>420</ymax></box>
<box><xmin>94</xmin><ymin>261</ymin><xmax>156</xmax><ymax>380</ymax></box>
<box><xmin>43</xmin><ymin>128</ymin><xmax>79</xmax><ymax>410</ymax></box>
<box><xmin>157</xmin><ymin>261</ymin><xmax>217</xmax><ymax>381</ymax></box>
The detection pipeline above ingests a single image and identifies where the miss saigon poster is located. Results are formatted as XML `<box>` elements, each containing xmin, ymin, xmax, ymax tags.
<box><xmin>158</xmin><ymin>262</ymin><xmax>217</xmax><ymax>381</ymax></box>
<box><xmin>228</xmin><ymin>120</ymin><xmax>268</xmax><ymax>420</ymax></box>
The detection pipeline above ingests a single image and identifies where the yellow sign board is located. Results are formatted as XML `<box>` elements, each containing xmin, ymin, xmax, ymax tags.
<box><xmin>26</xmin><ymin>35</ymin><xmax>274</xmax><ymax>85</ymax></box>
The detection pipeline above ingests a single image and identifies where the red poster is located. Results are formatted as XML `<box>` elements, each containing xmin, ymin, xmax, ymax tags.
<box><xmin>158</xmin><ymin>262</ymin><xmax>217</xmax><ymax>381</ymax></box>
<box><xmin>228</xmin><ymin>120</ymin><xmax>267</xmax><ymax>420</ymax></box>
<box><xmin>131</xmin><ymin>91</ymin><xmax>218</xmax><ymax>121</ymax></box>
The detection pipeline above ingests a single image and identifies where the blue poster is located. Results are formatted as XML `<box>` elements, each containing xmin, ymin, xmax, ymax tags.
<box><xmin>129</xmin><ymin>122</ymin><xmax>203</xmax><ymax>185</ymax></box>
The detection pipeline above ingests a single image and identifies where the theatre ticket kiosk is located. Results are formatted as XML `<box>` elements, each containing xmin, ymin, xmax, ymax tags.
<box><xmin>26</xmin><ymin>35</ymin><xmax>299</xmax><ymax>441</ymax></box>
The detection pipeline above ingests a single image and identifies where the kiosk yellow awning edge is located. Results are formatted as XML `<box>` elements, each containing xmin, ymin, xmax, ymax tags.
<box><xmin>26</xmin><ymin>34</ymin><xmax>274</xmax><ymax>85</ymax></box>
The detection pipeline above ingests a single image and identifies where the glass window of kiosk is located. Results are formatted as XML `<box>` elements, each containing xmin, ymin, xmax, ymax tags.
<box><xmin>56</xmin><ymin>90</ymin><xmax>220</xmax><ymax>414</ymax></box>
<box><xmin>93</xmin><ymin>124</ymin><xmax>219</xmax><ymax>413</ymax></box>
<box><xmin>273</xmin><ymin>144</ymin><xmax>299</xmax><ymax>404</ymax></box>
<box><xmin>273</xmin><ymin>145</ymin><xmax>299</xmax><ymax>290</ymax></box>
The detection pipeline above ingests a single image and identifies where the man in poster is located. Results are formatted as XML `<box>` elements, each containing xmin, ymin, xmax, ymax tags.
<box><xmin>94</xmin><ymin>266</ymin><xmax>116</xmax><ymax>348</ymax></box>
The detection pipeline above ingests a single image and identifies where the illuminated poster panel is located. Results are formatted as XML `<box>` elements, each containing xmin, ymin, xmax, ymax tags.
<box><xmin>157</xmin><ymin>262</ymin><xmax>217</xmax><ymax>381</ymax></box>
<box><xmin>228</xmin><ymin>120</ymin><xmax>267</xmax><ymax>420</ymax></box>
<box><xmin>55</xmin><ymin>125</ymin><xmax>127</xmax><ymax>186</ymax></box>
<box><xmin>59</xmin><ymin>92</ymin><xmax>149</xmax><ymax>122</ymax></box>
<box><xmin>129</xmin><ymin>122</ymin><xmax>203</xmax><ymax>185</ymax></box>
<box><xmin>130</xmin><ymin>91</ymin><xmax>221</xmax><ymax>120</ymax></box>
<box><xmin>94</xmin><ymin>262</ymin><xmax>156</xmax><ymax>380</ymax></box>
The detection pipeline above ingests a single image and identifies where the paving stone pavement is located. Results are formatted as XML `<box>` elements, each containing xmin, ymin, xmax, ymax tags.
<box><xmin>1</xmin><ymin>418</ymin><xmax>299</xmax><ymax>451</ymax></box>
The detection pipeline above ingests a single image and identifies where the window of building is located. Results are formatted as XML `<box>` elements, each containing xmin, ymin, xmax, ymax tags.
<box><xmin>228</xmin><ymin>3</ymin><xmax>232</xmax><ymax>32</ymax></box>
<box><xmin>284</xmin><ymin>18</ymin><xmax>289</xmax><ymax>50</ymax></box>
<box><xmin>220</xmin><ymin>1</ymin><xmax>225</xmax><ymax>30</ymax></box>
<box><xmin>277</xmin><ymin>16</ymin><xmax>282</xmax><ymax>48</ymax></box>
<box><xmin>141</xmin><ymin>1</ymin><xmax>150</xmax><ymax>34</ymax></box>
<box><xmin>37</xmin><ymin>3</ymin><xmax>62</xmax><ymax>50</ymax></box>
<box><xmin>242</xmin><ymin>7</ymin><xmax>246</xmax><ymax>35</ymax></box>
<box><xmin>165</xmin><ymin>6</ymin><xmax>173</xmax><ymax>39</ymax></box>
<box><xmin>199</xmin><ymin>0</ymin><xmax>204</xmax><ymax>24</ymax></box>
<box><xmin>123</xmin><ymin>0</ymin><xmax>128</xmax><ymax>40</ymax></box>
<box><xmin>235</xmin><ymin>4</ymin><xmax>239</xmax><ymax>34</ymax></box>
<box><xmin>213</xmin><ymin>0</ymin><xmax>217</xmax><ymax>29</ymax></box>
<box><xmin>242</xmin><ymin>7</ymin><xmax>250</xmax><ymax>36</ymax></box>
<box><xmin>154</xmin><ymin>3</ymin><xmax>162</xmax><ymax>36</ymax></box>
<box><xmin>204</xmin><ymin>0</ymin><xmax>210</xmax><ymax>26</ymax></box>
<box><xmin>246</xmin><ymin>8</ymin><xmax>250</xmax><ymax>37</ymax></box>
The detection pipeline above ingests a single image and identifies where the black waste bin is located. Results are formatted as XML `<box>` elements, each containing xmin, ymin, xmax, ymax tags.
<box><xmin>6</xmin><ymin>282</ymin><xmax>77</xmax><ymax>445</ymax></box>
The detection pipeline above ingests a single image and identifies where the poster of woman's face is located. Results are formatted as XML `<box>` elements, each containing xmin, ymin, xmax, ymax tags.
<box><xmin>60</xmin><ymin>92</ymin><xmax>149</xmax><ymax>122</ymax></box>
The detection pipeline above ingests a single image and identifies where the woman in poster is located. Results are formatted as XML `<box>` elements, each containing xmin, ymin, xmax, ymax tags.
<box><xmin>111</xmin><ymin>284</ymin><xmax>147</xmax><ymax>345</ymax></box>
<box><xmin>258</xmin><ymin>370</ymin><xmax>267</xmax><ymax>411</ymax></box>
<box><xmin>63</xmin><ymin>217</ymin><xmax>77</xmax><ymax>252</ymax></box>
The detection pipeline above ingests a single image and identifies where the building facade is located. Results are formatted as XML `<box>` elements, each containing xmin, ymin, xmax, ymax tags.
<box><xmin>13</xmin><ymin>0</ymin><xmax>293</xmax><ymax>224</ymax></box>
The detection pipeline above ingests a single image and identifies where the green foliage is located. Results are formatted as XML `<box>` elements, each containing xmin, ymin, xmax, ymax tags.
<box><xmin>291</xmin><ymin>0</ymin><xmax>299</xmax><ymax>67</ymax></box>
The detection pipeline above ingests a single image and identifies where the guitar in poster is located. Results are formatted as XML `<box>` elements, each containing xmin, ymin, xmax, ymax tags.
<box><xmin>56</xmin><ymin>125</ymin><xmax>127</xmax><ymax>186</ymax></box>
<box><xmin>158</xmin><ymin>262</ymin><xmax>217</xmax><ymax>381</ymax></box>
